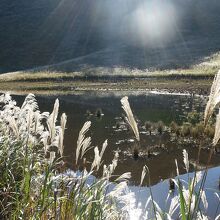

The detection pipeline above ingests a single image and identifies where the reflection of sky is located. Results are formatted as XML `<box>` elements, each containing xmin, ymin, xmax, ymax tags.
<box><xmin>128</xmin><ymin>166</ymin><xmax>220</xmax><ymax>219</ymax></box>
<box><xmin>13</xmin><ymin>92</ymin><xmax>220</xmax><ymax>188</ymax></box>
<box><xmin>80</xmin><ymin>165</ymin><xmax>220</xmax><ymax>219</ymax></box>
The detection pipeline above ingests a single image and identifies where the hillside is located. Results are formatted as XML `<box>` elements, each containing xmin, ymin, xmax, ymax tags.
<box><xmin>1</xmin><ymin>0</ymin><xmax>220</xmax><ymax>74</ymax></box>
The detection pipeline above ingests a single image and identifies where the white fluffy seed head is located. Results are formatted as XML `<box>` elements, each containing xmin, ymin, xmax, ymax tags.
<box><xmin>75</xmin><ymin>121</ymin><xmax>91</xmax><ymax>165</ymax></box>
<box><xmin>47</xmin><ymin>99</ymin><xmax>59</xmax><ymax>141</ymax></box>
<box><xmin>116</xmin><ymin>172</ymin><xmax>131</xmax><ymax>182</ymax></box>
<box><xmin>121</xmin><ymin>96</ymin><xmax>140</xmax><ymax>141</ymax></box>
<box><xmin>91</xmin><ymin>147</ymin><xmax>101</xmax><ymax>171</ymax></box>
<box><xmin>183</xmin><ymin>149</ymin><xmax>189</xmax><ymax>173</ymax></box>
<box><xmin>213</xmin><ymin>108</ymin><xmax>220</xmax><ymax>146</ymax></box>
<box><xmin>175</xmin><ymin>159</ymin><xmax>179</xmax><ymax>176</ymax></box>
<box><xmin>49</xmin><ymin>151</ymin><xmax>56</xmax><ymax>164</ymax></box>
<box><xmin>140</xmin><ymin>165</ymin><xmax>147</xmax><ymax>186</ymax></box>
<box><xmin>204</xmin><ymin>70</ymin><xmax>220</xmax><ymax>126</ymax></box>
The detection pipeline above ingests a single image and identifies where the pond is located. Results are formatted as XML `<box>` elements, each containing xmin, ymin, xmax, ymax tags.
<box><xmin>13</xmin><ymin>91</ymin><xmax>220</xmax><ymax>186</ymax></box>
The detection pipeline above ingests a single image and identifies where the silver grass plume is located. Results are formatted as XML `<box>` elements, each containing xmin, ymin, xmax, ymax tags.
<box><xmin>49</xmin><ymin>151</ymin><xmax>56</xmax><ymax>164</ymax></box>
<box><xmin>183</xmin><ymin>149</ymin><xmax>189</xmax><ymax>173</ymax></box>
<box><xmin>204</xmin><ymin>70</ymin><xmax>220</xmax><ymax>126</ymax></box>
<box><xmin>6</xmin><ymin>116</ymin><xmax>19</xmax><ymax>139</ymax></box>
<box><xmin>140</xmin><ymin>165</ymin><xmax>147</xmax><ymax>186</ymax></box>
<box><xmin>91</xmin><ymin>142</ymin><xmax>107</xmax><ymax>171</ymax></box>
<box><xmin>153</xmin><ymin>201</ymin><xmax>163</xmax><ymax>218</ymax></box>
<box><xmin>215</xmin><ymin>215</ymin><xmax>220</xmax><ymax>220</ymax></box>
<box><xmin>33</xmin><ymin>111</ymin><xmax>41</xmax><ymax>134</ymax></box>
<box><xmin>80</xmin><ymin>137</ymin><xmax>92</xmax><ymax>159</ymax></box>
<box><xmin>189</xmin><ymin>171</ymin><xmax>203</xmax><ymax>193</ymax></box>
<box><xmin>103</xmin><ymin>152</ymin><xmax>119</xmax><ymax>177</ymax></box>
<box><xmin>115</xmin><ymin>172</ymin><xmax>131</xmax><ymax>182</ymax></box>
<box><xmin>175</xmin><ymin>159</ymin><xmax>179</xmax><ymax>176</ymax></box>
<box><xmin>213</xmin><ymin>108</ymin><xmax>220</xmax><ymax>146</ymax></box>
<box><xmin>41</xmin><ymin>131</ymin><xmax>50</xmax><ymax>154</ymax></box>
<box><xmin>0</xmin><ymin>93</ymin><xmax>11</xmax><ymax>103</ymax></box>
<box><xmin>47</xmin><ymin>99</ymin><xmax>59</xmax><ymax>141</ymax></box>
<box><xmin>109</xmin><ymin>164</ymin><xmax>114</xmax><ymax>176</ymax></box>
<box><xmin>61</xmin><ymin>113</ymin><xmax>67</xmax><ymax>135</ymax></box>
<box><xmin>100</xmin><ymin>140</ymin><xmax>108</xmax><ymax>159</ymax></box>
<box><xmin>75</xmin><ymin>121</ymin><xmax>91</xmax><ymax>165</ymax></box>
<box><xmin>112</xmin><ymin>151</ymin><xmax>119</xmax><ymax>170</ymax></box>
<box><xmin>91</xmin><ymin>147</ymin><xmax>101</xmax><ymax>171</ymax></box>
<box><xmin>102</xmin><ymin>165</ymin><xmax>108</xmax><ymax>177</ymax></box>
<box><xmin>26</xmin><ymin>108</ymin><xmax>34</xmax><ymax>134</ymax></box>
<box><xmin>120</xmin><ymin>96</ymin><xmax>140</xmax><ymax>141</ymax></box>
<box><xmin>58</xmin><ymin>113</ymin><xmax>67</xmax><ymax>157</ymax></box>
<box><xmin>21</xmin><ymin>93</ymin><xmax>38</xmax><ymax>111</ymax></box>
<box><xmin>195</xmin><ymin>171</ymin><xmax>203</xmax><ymax>184</ymax></box>
<box><xmin>33</xmin><ymin>111</ymin><xmax>45</xmax><ymax>137</ymax></box>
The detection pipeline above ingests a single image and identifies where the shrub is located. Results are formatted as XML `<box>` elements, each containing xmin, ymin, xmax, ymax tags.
<box><xmin>170</xmin><ymin>121</ymin><xmax>178</xmax><ymax>133</ymax></box>
<box><xmin>204</xmin><ymin>125</ymin><xmax>215</xmax><ymax>139</ymax></box>
<box><xmin>95</xmin><ymin>108</ymin><xmax>103</xmax><ymax>118</ymax></box>
<box><xmin>195</xmin><ymin>122</ymin><xmax>205</xmax><ymax>137</ymax></box>
<box><xmin>181</xmin><ymin>123</ymin><xmax>191</xmax><ymax>137</ymax></box>
<box><xmin>0</xmin><ymin>94</ymin><xmax>127</xmax><ymax>219</ymax></box>
<box><xmin>187</xmin><ymin>111</ymin><xmax>201</xmax><ymax>125</ymax></box>
<box><xmin>157</xmin><ymin>121</ymin><xmax>164</xmax><ymax>135</ymax></box>
<box><xmin>190</xmin><ymin>127</ymin><xmax>200</xmax><ymax>139</ymax></box>
<box><xmin>145</xmin><ymin>121</ymin><xmax>153</xmax><ymax>135</ymax></box>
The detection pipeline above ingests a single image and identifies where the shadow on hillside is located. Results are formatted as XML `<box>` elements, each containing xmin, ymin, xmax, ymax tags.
<box><xmin>0</xmin><ymin>0</ymin><xmax>220</xmax><ymax>73</ymax></box>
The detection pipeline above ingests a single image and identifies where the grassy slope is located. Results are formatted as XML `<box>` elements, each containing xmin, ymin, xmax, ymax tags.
<box><xmin>1</xmin><ymin>1</ymin><xmax>220</xmax><ymax>74</ymax></box>
<box><xmin>1</xmin><ymin>52</ymin><xmax>220</xmax><ymax>81</ymax></box>
<box><xmin>0</xmin><ymin>52</ymin><xmax>219</xmax><ymax>95</ymax></box>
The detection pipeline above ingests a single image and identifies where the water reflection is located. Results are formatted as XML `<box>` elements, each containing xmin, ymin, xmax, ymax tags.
<box><xmin>13</xmin><ymin>91</ymin><xmax>220</xmax><ymax>185</ymax></box>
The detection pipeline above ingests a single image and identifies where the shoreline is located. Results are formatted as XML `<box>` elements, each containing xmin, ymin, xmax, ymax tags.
<box><xmin>0</xmin><ymin>76</ymin><xmax>212</xmax><ymax>96</ymax></box>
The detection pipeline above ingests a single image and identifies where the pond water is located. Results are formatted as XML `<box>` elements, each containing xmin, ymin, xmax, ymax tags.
<box><xmin>13</xmin><ymin>91</ymin><xmax>220</xmax><ymax>186</ymax></box>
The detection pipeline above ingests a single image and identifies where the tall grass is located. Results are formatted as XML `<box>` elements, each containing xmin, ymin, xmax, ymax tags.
<box><xmin>0</xmin><ymin>93</ymin><xmax>131</xmax><ymax>219</ymax></box>
<box><xmin>0</xmin><ymin>71</ymin><xmax>220</xmax><ymax>219</ymax></box>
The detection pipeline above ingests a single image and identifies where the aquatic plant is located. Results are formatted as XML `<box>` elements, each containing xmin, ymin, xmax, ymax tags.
<box><xmin>187</xmin><ymin>111</ymin><xmax>201</xmax><ymax>125</ymax></box>
<box><xmin>157</xmin><ymin>120</ymin><xmax>164</xmax><ymax>135</ymax></box>
<box><xmin>145</xmin><ymin>121</ymin><xmax>153</xmax><ymax>135</ymax></box>
<box><xmin>170</xmin><ymin>121</ymin><xmax>178</xmax><ymax>134</ymax></box>
<box><xmin>190</xmin><ymin>127</ymin><xmax>200</xmax><ymax>139</ymax></box>
<box><xmin>120</xmin><ymin>96</ymin><xmax>139</xmax><ymax>142</ymax></box>
<box><xmin>204</xmin><ymin>125</ymin><xmax>215</xmax><ymax>139</ymax></box>
<box><xmin>181</xmin><ymin>123</ymin><xmax>191</xmax><ymax>137</ymax></box>
<box><xmin>95</xmin><ymin>108</ymin><xmax>104</xmax><ymax>118</ymax></box>
<box><xmin>204</xmin><ymin>70</ymin><xmax>220</xmax><ymax>126</ymax></box>
<box><xmin>121</xmin><ymin>96</ymin><xmax>140</xmax><ymax>159</ymax></box>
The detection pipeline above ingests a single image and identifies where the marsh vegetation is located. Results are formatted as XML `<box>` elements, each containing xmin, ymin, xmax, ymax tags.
<box><xmin>1</xmin><ymin>0</ymin><xmax>220</xmax><ymax>219</ymax></box>
<box><xmin>0</xmin><ymin>72</ymin><xmax>220</xmax><ymax>219</ymax></box>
